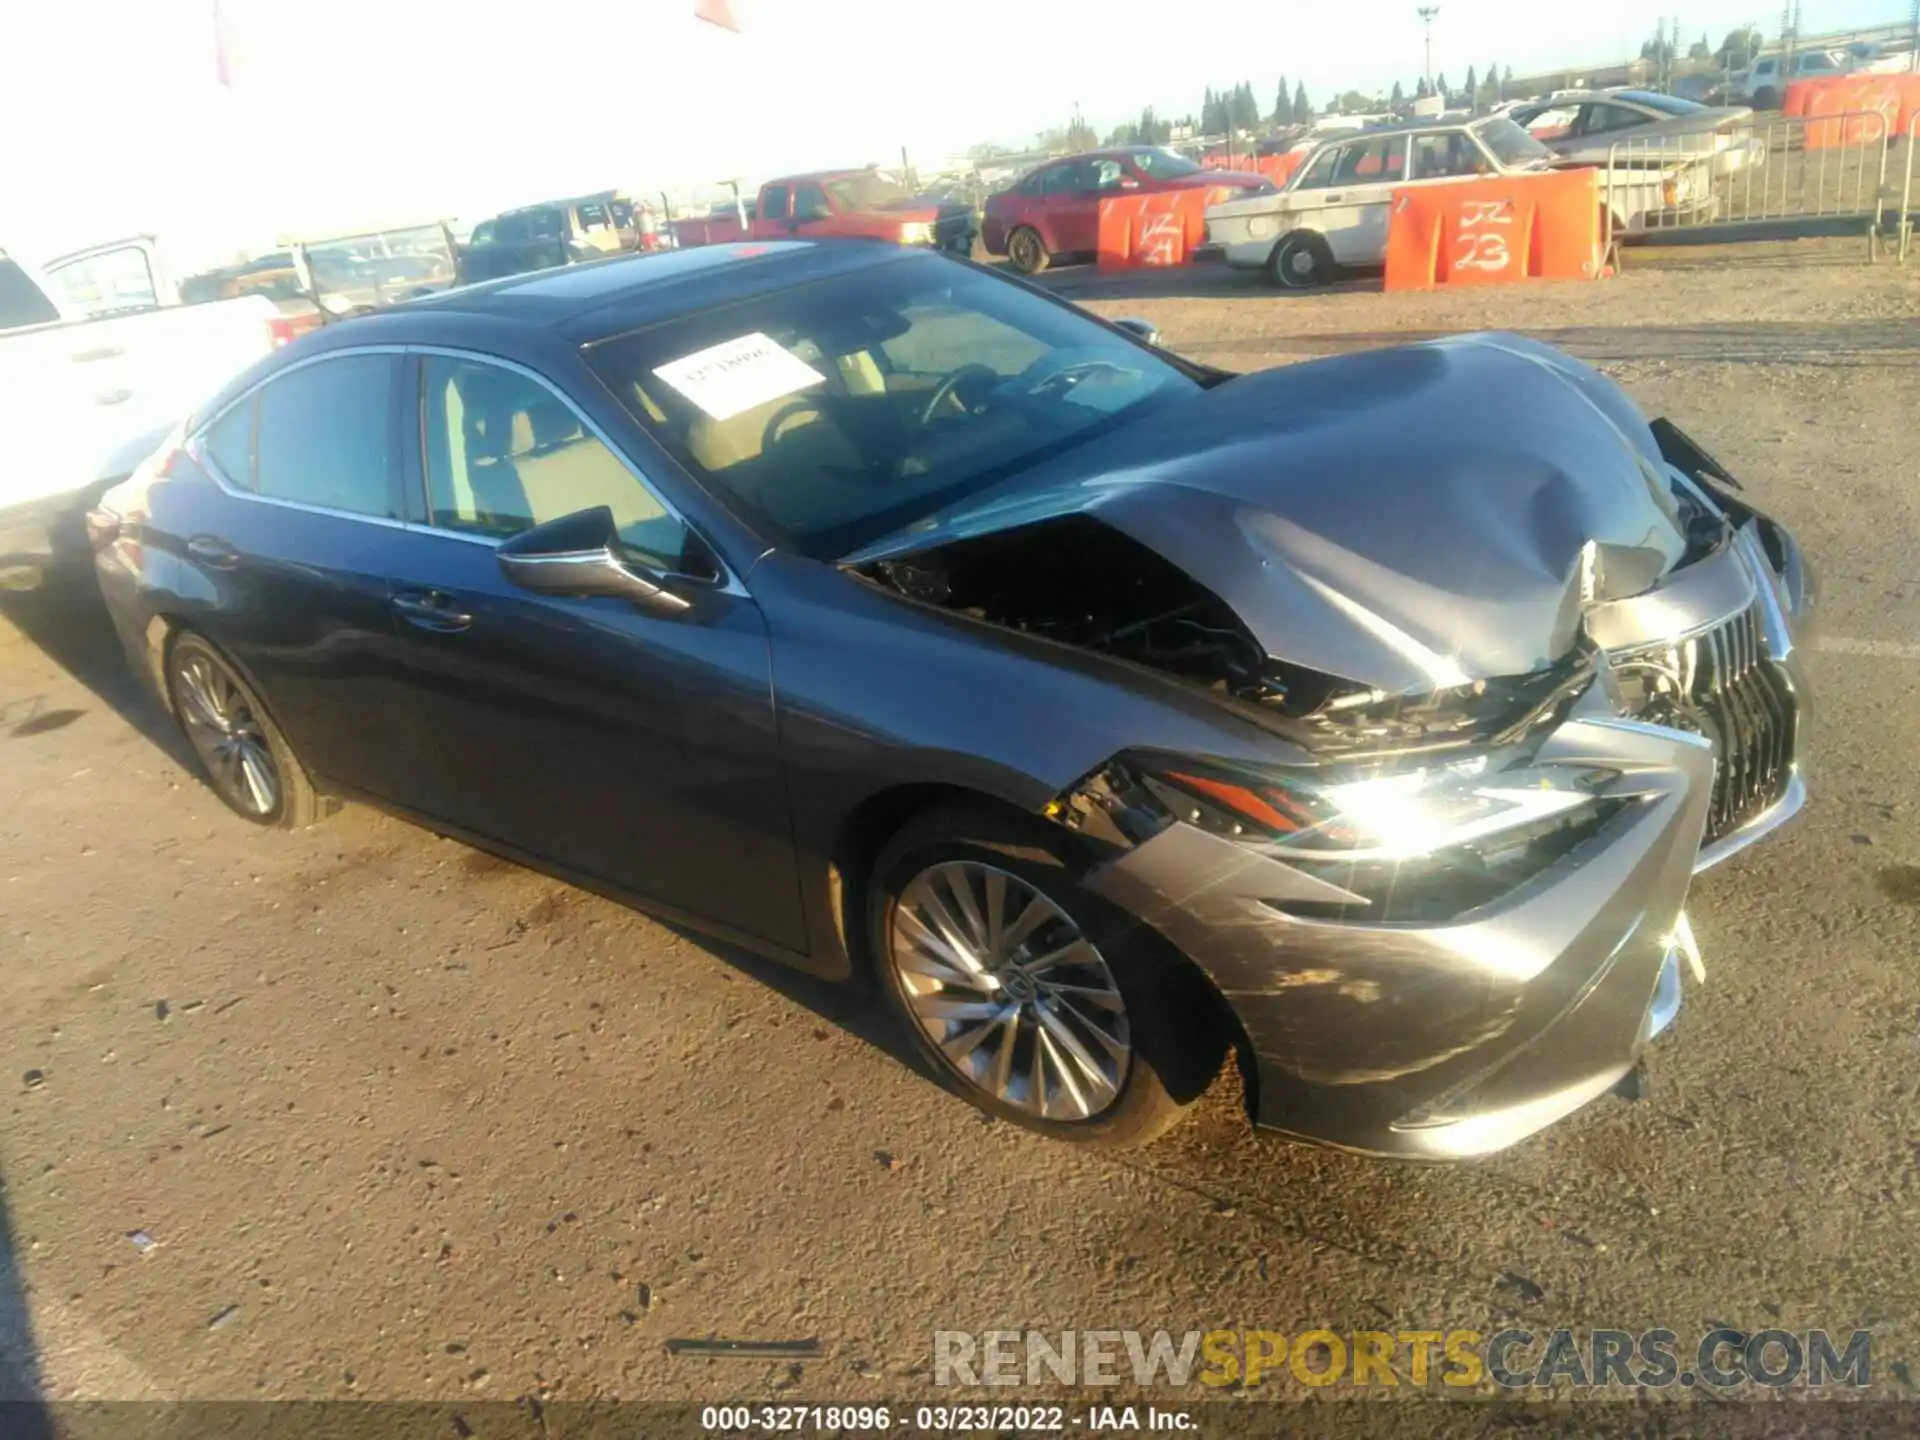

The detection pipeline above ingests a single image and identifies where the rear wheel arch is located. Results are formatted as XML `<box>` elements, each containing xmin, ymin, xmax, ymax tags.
<box><xmin>1266</xmin><ymin>229</ymin><xmax>1335</xmax><ymax>288</ymax></box>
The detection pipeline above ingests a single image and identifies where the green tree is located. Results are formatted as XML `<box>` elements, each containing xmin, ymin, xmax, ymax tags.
<box><xmin>1716</xmin><ymin>26</ymin><xmax>1762</xmax><ymax>68</ymax></box>
<box><xmin>1435</xmin><ymin>71</ymin><xmax>1449</xmax><ymax>102</ymax></box>
<box><xmin>1227</xmin><ymin>81</ymin><xmax>1259</xmax><ymax>130</ymax></box>
<box><xmin>1274</xmin><ymin>75</ymin><xmax>1292</xmax><ymax>124</ymax></box>
<box><xmin>1137</xmin><ymin>105</ymin><xmax>1172</xmax><ymax>145</ymax></box>
<box><xmin>1293</xmin><ymin>80</ymin><xmax>1310</xmax><ymax>121</ymax></box>
<box><xmin>1389</xmin><ymin>79</ymin><xmax>1405</xmax><ymax>108</ymax></box>
<box><xmin>1463</xmin><ymin>65</ymin><xmax>1477</xmax><ymax>106</ymax></box>
<box><xmin>1415</xmin><ymin>75</ymin><xmax>1431</xmax><ymax>99</ymax></box>
<box><xmin>1064</xmin><ymin>112</ymin><xmax>1097</xmax><ymax>152</ymax></box>
<box><xmin>1689</xmin><ymin>32</ymin><xmax>1712</xmax><ymax>62</ymax></box>
<box><xmin>1484</xmin><ymin>60</ymin><xmax>1502</xmax><ymax>101</ymax></box>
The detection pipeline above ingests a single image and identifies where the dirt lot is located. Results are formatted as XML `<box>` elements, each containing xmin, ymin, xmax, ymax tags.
<box><xmin>3</xmin><ymin>239</ymin><xmax>1919</xmax><ymax>1427</ymax></box>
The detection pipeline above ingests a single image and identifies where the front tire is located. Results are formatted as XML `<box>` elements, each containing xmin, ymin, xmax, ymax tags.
<box><xmin>1006</xmin><ymin>226</ymin><xmax>1050</xmax><ymax>275</ymax></box>
<box><xmin>1267</xmin><ymin>231</ymin><xmax>1335</xmax><ymax>289</ymax></box>
<box><xmin>867</xmin><ymin>805</ymin><xmax>1222</xmax><ymax>1149</ymax></box>
<box><xmin>166</xmin><ymin>632</ymin><xmax>327</xmax><ymax>828</ymax></box>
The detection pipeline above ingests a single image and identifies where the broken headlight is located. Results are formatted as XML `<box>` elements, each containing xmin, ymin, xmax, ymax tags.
<box><xmin>1058</xmin><ymin>749</ymin><xmax>1626</xmax><ymax>923</ymax></box>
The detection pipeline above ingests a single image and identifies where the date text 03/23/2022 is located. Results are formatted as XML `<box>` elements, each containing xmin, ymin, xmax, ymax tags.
<box><xmin>699</xmin><ymin>1404</ymin><xmax>1194</xmax><ymax>1432</ymax></box>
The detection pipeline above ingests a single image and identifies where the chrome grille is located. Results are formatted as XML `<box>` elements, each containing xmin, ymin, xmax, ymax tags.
<box><xmin>1697</xmin><ymin>605</ymin><xmax>1797</xmax><ymax>844</ymax></box>
<box><xmin>1612</xmin><ymin>604</ymin><xmax>1797</xmax><ymax>846</ymax></box>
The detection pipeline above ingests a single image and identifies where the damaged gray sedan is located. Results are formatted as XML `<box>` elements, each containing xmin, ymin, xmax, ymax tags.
<box><xmin>100</xmin><ymin>243</ymin><xmax>1809</xmax><ymax>1159</ymax></box>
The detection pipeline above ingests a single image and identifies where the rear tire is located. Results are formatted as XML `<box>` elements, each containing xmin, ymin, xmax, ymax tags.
<box><xmin>166</xmin><ymin>631</ymin><xmax>328</xmax><ymax>829</ymax></box>
<box><xmin>867</xmin><ymin>804</ymin><xmax>1223</xmax><ymax>1149</ymax></box>
<box><xmin>1267</xmin><ymin>231</ymin><xmax>1335</xmax><ymax>289</ymax></box>
<box><xmin>1006</xmin><ymin>226</ymin><xmax>1050</xmax><ymax>275</ymax></box>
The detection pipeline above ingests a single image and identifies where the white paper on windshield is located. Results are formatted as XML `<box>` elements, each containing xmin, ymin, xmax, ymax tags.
<box><xmin>651</xmin><ymin>332</ymin><xmax>826</xmax><ymax>422</ymax></box>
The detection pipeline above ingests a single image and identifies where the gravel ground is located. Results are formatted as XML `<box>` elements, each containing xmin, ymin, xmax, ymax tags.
<box><xmin>2</xmin><ymin>239</ymin><xmax>1918</xmax><ymax>1429</ymax></box>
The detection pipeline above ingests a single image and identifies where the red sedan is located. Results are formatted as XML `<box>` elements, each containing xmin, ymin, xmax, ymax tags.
<box><xmin>982</xmin><ymin>146</ymin><xmax>1272</xmax><ymax>274</ymax></box>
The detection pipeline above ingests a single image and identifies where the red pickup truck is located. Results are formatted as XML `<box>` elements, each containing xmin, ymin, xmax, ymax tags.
<box><xmin>671</xmin><ymin>169</ymin><xmax>976</xmax><ymax>254</ymax></box>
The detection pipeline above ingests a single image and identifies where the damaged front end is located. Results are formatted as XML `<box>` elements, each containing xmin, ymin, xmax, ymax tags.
<box><xmin>845</xmin><ymin>339</ymin><xmax>1811</xmax><ymax>1157</ymax></box>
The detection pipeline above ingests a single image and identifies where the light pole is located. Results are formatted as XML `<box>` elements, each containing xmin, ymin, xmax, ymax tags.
<box><xmin>1418</xmin><ymin>7</ymin><xmax>1440</xmax><ymax>97</ymax></box>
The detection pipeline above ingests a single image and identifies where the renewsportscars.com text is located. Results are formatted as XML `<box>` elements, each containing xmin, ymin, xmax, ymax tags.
<box><xmin>933</xmin><ymin>1328</ymin><xmax>1872</xmax><ymax>1391</ymax></box>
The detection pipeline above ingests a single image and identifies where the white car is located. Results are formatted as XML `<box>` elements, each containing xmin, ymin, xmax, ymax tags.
<box><xmin>1201</xmin><ymin>115</ymin><xmax>1715</xmax><ymax>288</ymax></box>
<box><xmin>1</xmin><ymin>237</ymin><xmax>281</xmax><ymax>588</ymax></box>
<box><xmin>1736</xmin><ymin>50</ymin><xmax>1853</xmax><ymax>110</ymax></box>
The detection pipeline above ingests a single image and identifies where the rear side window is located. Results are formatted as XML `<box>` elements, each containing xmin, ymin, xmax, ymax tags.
<box><xmin>1292</xmin><ymin>146</ymin><xmax>1342</xmax><ymax>190</ymax></box>
<box><xmin>253</xmin><ymin>355</ymin><xmax>398</xmax><ymax>517</ymax></box>
<box><xmin>202</xmin><ymin>398</ymin><xmax>257</xmax><ymax>487</ymax></box>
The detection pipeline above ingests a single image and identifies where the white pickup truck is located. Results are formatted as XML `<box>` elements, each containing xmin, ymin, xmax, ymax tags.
<box><xmin>1</xmin><ymin>237</ymin><xmax>284</xmax><ymax>588</ymax></box>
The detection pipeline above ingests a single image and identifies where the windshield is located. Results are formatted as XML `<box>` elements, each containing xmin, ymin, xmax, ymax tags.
<box><xmin>1130</xmin><ymin>148</ymin><xmax>1203</xmax><ymax>178</ymax></box>
<box><xmin>1474</xmin><ymin>116</ymin><xmax>1553</xmax><ymax>167</ymax></box>
<box><xmin>300</xmin><ymin>224</ymin><xmax>457</xmax><ymax>307</ymax></box>
<box><xmin>1613</xmin><ymin>90</ymin><xmax>1707</xmax><ymax>115</ymax></box>
<box><xmin>823</xmin><ymin>172</ymin><xmax>913</xmax><ymax>210</ymax></box>
<box><xmin>584</xmin><ymin>256</ymin><xmax>1198</xmax><ymax>558</ymax></box>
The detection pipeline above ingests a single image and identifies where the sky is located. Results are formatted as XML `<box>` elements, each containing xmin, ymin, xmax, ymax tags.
<box><xmin>1</xmin><ymin>0</ymin><xmax>1904</xmax><ymax>272</ymax></box>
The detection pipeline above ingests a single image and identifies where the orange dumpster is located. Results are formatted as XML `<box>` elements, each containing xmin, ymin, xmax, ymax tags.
<box><xmin>1383</xmin><ymin>169</ymin><xmax>1602</xmax><ymax>291</ymax></box>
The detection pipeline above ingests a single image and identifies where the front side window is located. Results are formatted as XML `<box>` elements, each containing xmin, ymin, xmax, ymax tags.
<box><xmin>1130</xmin><ymin>148</ymin><xmax>1202</xmax><ymax>179</ymax></box>
<box><xmin>1412</xmin><ymin>132</ymin><xmax>1487</xmax><ymax>180</ymax></box>
<box><xmin>576</xmin><ymin>202</ymin><xmax>611</xmax><ymax>231</ymax></box>
<box><xmin>793</xmin><ymin>184</ymin><xmax>832</xmax><ymax>222</ymax></box>
<box><xmin>760</xmin><ymin>185</ymin><xmax>791</xmax><ymax>221</ymax></box>
<box><xmin>583</xmin><ymin>255</ymin><xmax>1199</xmax><ymax>559</ymax></box>
<box><xmin>251</xmin><ymin>354</ymin><xmax>398</xmax><ymax>517</ymax></box>
<box><xmin>1520</xmin><ymin>104</ymin><xmax>1579</xmax><ymax>139</ymax></box>
<box><xmin>421</xmin><ymin>356</ymin><xmax>686</xmax><ymax>567</ymax></box>
<box><xmin>1090</xmin><ymin>158</ymin><xmax>1129</xmax><ymax>190</ymax></box>
<box><xmin>1580</xmin><ymin>103</ymin><xmax>1644</xmax><ymax>136</ymax></box>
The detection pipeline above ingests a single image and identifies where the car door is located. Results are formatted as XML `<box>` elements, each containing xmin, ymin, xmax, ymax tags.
<box><xmin>379</xmin><ymin>349</ymin><xmax>806</xmax><ymax>950</ymax></box>
<box><xmin>753</xmin><ymin>183</ymin><xmax>793</xmax><ymax>238</ymax></box>
<box><xmin>1044</xmin><ymin>159</ymin><xmax>1105</xmax><ymax>253</ymax></box>
<box><xmin>1298</xmin><ymin>136</ymin><xmax>1408</xmax><ymax>264</ymax></box>
<box><xmin>789</xmin><ymin>181</ymin><xmax>839</xmax><ymax>238</ymax></box>
<box><xmin>177</xmin><ymin>349</ymin><xmax>428</xmax><ymax>802</ymax></box>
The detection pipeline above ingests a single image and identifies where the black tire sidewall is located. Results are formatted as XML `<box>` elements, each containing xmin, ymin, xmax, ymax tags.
<box><xmin>866</xmin><ymin>810</ymin><xmax>1210</xmax><ymax>1148</ymax></box>
<box><xmin>165</xmin><ymin>633</ymin><xmax>308</xmax><ymax>828</ymax></box>
<box><xmin>1269</xmin><ymin>233</ymin><xmax>1330</xmax><ymax>289</ymax></box>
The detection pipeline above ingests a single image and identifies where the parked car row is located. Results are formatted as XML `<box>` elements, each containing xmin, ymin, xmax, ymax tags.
<box><xmin>1199</xmin><ymin>114</ymin><xmax>1716</xmax><ymax>287</ymax></box>
<box><xmin>980</xmin><ymin>145</ymin><xmax>1274</xmax><ymax>274</ymax></box>
<box><xmin>668</xmin><ymin>169</ymin><xmax>978</xmax><ymax>256</ymax></box>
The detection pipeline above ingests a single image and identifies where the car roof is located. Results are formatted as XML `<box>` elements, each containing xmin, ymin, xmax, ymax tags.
<box><xmin>300</xmin><ymin>240</ymin><xmax>917</xmax><ymax>346</ymax></box>
<box><xmin>761</xmin><ymin>169</ymin><xmax>875</xmax><ymax>186</ymax></box>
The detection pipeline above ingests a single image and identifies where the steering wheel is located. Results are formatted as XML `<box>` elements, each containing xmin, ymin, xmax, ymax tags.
<box><xmin>1021</xmin><ymin>352</ymin><xmax>1131</xmax><ymax>398</ymax></box>
<box><xmin>762</xmin><ymin>398</ymin><xmax>827</xmax><ymax>454</ymax></box>
<box><xmin>918</xmin><ymin>364</ymin><xmax>1003</xmax><ymax>427</ymax></box>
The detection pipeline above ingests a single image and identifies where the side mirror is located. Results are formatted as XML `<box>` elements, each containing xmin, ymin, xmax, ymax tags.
<box><xmin>497</xmin><ymin>506</ymin><xmax>693</xmax><ymax>615</ymax></box>
<box><xmin>1112</xmin><ymin>317</ymin><xmax>1162</xmax><ymax>347</ymax></box>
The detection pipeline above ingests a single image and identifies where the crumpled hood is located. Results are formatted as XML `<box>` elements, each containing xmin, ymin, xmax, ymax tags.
<box><xmin>844</xmin><ymin>333</ymin><xmax>1693</xmax><ymax>695</ymax></box>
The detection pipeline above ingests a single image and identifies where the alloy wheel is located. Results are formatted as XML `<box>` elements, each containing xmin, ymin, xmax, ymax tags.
<box><xmin>889</xmin><ymin>860</ymin><xmax>1130</xmax><ymax>1122</ymax></box>
<box><xmin>172</xmin><ymin>650</ymin><xmax>281</xmax><ymax>818</ymax></box>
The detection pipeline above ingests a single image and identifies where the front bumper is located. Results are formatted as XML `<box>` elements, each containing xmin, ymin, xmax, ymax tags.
<box><xmin>1083</xmin><ymin>459</ymin><xmax>1811</xmax><ymax>1159</ymax></box>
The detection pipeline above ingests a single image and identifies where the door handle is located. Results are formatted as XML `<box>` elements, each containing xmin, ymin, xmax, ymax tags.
<box><xmin>1325</xmin><ymin>192</ymin><xmax>1345</xmax><ymax>202</ymax></box>
<box><xmin>392</xmin><ymin>590</ymin><xmax>474</xmax><ymax>632</ymax></box>
<box><xmin>187</xmin><ymin>535</ymin><xmax>240</xmax><ymax>570</ymax></box>
<box><xmin>70</xmin><ymin>344</ymin><xmax>125</xmax><ymax>364</ymax></box>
